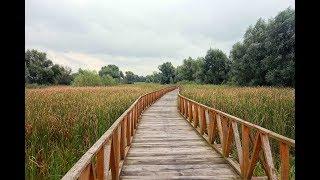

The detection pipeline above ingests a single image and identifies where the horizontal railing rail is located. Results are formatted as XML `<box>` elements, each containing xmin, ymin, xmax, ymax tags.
<box><xmin>178</xmin><ymin>91</ymin><xmax>295</xmax><ymax>180</ymax></box>
<box><xmin>62</xmin><ymin>86</ymin><xmax>177</xmax><ymax>180</ymax></box>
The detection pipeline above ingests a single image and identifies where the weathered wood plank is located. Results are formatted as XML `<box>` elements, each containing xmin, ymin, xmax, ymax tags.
<box><xmin>121</xmin><ymin>175</ymin><xmax>241</xmax><ymax>180</ymax></box>
<box><xmin>120</xmin><ymin>90</ymin><xmax>240</xmax><ymax>179</ymax></box>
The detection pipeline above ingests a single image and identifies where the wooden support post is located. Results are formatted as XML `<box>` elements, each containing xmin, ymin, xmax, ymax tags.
<box><xmin>126</xmin><ymin>115</ymin><xmax>131</xmax><ymax>146</ymax></box>
<box><xmin>79</xmin><ymin>163</ymin><xmax>96</xmax><ymax>180</ymax></box>
<box><xmin>261</xmin><ymin>134</ymin><xmax>277</xmax><ymax>180</ymax></box>
<box><xmin>242</xmin><ymin>124</ymin><xmax>250</xmax><ymax>179</ymax></box>
<box><xmin>208</xmin><ymin>110</ymin><xmax>217</xmax><ymax>144</ymax></box>
<box><xmin>280</xmin><ymin>142</ymin><xmax>290</xmax><ymax>180</ymax></box>
<box><xmin>185</xmin><ymin>100</ymin><xmax>189</xmax><ymax>118</ymax></box>
<box><xmin>223</xmin><ymin>122</ymin><xmax>234</xmax><ymax>157</ymax></box>
<box><xmin>120</xmin><ymin>120</ymin><xmax>125</xmax><ymax>160</ymax></box>
<box><xmin>232</xmin><ymin>121</ymin><xmax>243</xmax><ymax>173</ymax></box>
<box><xmin>188</xmin><ymin>101</ymin><xmax>193</xmax><ymax>122</ymax></box>
<box><xmin>194</xmin><ymin>104</ymin><xmax>199</xmax><ymax>128</ymax></box>
<box><xmin>96</xmin><ymin>146</ymin><xmax>104</xmax><ymax>180</ymax></box>
<box><xmin>216</xmin><ymin>114</ymin><xmax>224</xmax><ymax>145</ymax></box>
<box><xmin>110</xmin><ymin>127</ymin><xmax>120</xmax><ymax>180</ymax></box>
<box><xmin>181</xmin><ymin>98</ymin><xmax>185</xmax><ymax>115</ymax></box>
<box><xmin>130</xmin><ymin>111</ymin><xmax>134</xmax><ymax>136</ymax></box>
<box><xmin>200</xmin><ymin>106</ymin><xmax>207</xmax><ymax>135</ymax></box>
<box><xmin>134</xmin><ymin>105</ymin><xmax>137</xmax><ymax>129</ymax></box>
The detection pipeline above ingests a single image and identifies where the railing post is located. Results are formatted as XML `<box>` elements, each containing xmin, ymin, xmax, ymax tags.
<box><xmin>208</xmin><ymin>109</ymin><xmax>217</xmax><ymax>144</ymax></box>
<box><xmin>126</xmin><ymin>115</ymin><xmax>131</xmax><ymax>146</ymax></box>
<box><xmin>200</xmin><ymin>106</ymin><xmax>207</xmax><ymax>135</ymax></box>
<box><xmin>181</xmin><ymin>98</ymin><xmax>185</xmax><ymax>115</ymax></box>
<box><xmin>179</xmin><ymin>97</ymin><xmax>182</xmax><ymax>113</ymax></box>
<box><xmin>130</xmin><ymin>110</ymin><xmax>134</xmax><ymax>137</ymax></box>
<box><xmin>96</xmin><ymin>146</ymin><xmax>105</xmax><ymax>180</ymax></box>
<box><xmin>143</xmin><ymin>96</ymin><xmax>145</xmax><ymax>110</ymax></box>
<box><xmin>120</xmin><ymin>120</ymin><xmax>125</xmax><ymax>160</ymax></box>
<box><xmin>110</xmin><ymin>127</ymin><xmax>120</xmax><ymax>180</ymax></box>
<box><xmin>194</xmin><ymin>104</ymin><xmax>199</xmax><ymax>128</ymax></box>
<box><xmin>280</xmin><ymin>142</ymin><xmax>289</xmax><ymax>180</ymax></box>
<box><xmin>185</xmin><ymin>100</ymin><xmax>189</xmax><ymax>118</ymax></box>
<box><xmin>136</xmin><ymin>104</ymin><xmax>138</xmax><ymax>126</ymax></box>
<box><xmin>188</xmin><ymin>101</ymin><xmax>193</xmax><ymax>122</ymax></box>
<box><xmin>242</xmin><ymin>124</ymin><xmax>250</xmax><ymax>179</ymax></box>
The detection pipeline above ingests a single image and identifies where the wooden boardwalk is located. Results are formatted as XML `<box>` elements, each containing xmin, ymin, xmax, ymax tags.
<box><xmin>120</xmin><ymin>89</ymin><xmax>240</xmax><ymax>179</ymax></box>
<box><xmin>62</xmin><ymin>86</ymin><xmax>295</xmax><ymax>180</ymax></box>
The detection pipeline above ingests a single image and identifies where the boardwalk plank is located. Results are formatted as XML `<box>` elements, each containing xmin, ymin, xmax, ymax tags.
<box><xmin>120</xmin><ymin>89</ymin><xmax>240</xmax><ymax>179</ymax></box>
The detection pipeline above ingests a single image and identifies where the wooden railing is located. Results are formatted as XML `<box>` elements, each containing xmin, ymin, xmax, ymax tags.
<box><xmin>62</xmin><ymin>86</ymin><xmax>177</xmax><ymax>180</ymax></box>
<box><xmin>178</xmin><ymin>92</ymin><xmax>295</xmax><ymax>180</ymax></box>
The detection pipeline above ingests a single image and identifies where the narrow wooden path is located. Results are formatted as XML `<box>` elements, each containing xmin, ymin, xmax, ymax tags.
<box><xmin>120</xmin><ymin>89</ymin><xmax>240</xmax><ymax>179</ymax></box>
<box><xmin>63</xmin><ymin>87</ymin><xmax>295</xmax><ymax>180</ymax></box>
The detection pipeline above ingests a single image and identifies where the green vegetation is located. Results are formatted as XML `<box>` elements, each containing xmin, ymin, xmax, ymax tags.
<box><xmin>150</xmin><ymin>8</ymin><xmax>295</xmax><ymax>87</ymax></box>
<box><xmin>25</xmin><ymin>49</ymin><xmax>73</xmax><ymax>85</ymax></box>
<box><xmin>71</xmin><ymin>69</ymin><xmax>102</xmax><ymax>86</ymax></box>
<box><xmin>180</xmin><ymin>84</ymin><xmax>294</xmax><ymax>138</ymax></box>
<box><xmin>26</xmin><ymin>8</ymin><xmax>294</xmax><ymax>88</ymax></box>
<box><xmin>25</xmin><ymin>7</ymin><xmax>295</xmax><ymax>179</ymax></box>
<box><xmin>180</xmin><ymin>84</ymin><xmax>295</xmax><ymax>178</ymax></box>
<box><xmin>25</xmin><ymin>84</ymin><xmax>165</xmax><ymax>179</ymax></box>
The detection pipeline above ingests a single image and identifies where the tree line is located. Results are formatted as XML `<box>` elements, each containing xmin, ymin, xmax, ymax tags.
<box><xmin>25</xmin><ymin>50</ymin><xmax>146</xmax><ymax>86</ymax></box>
<box><xmin>25</xmin><ymin>8</ymin><xmax>294</xmax><ymax>87</ymax></box>
<box><xmin>147</xmin><ymin>8</ymin><xmax>294</xmax><ymax>87</ymax></box>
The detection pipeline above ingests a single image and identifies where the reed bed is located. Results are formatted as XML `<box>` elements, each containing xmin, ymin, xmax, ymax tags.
<box><xmin>179</xmin><ymin>84</ymin><xmax>295</xmax><ymax>178</ymax></box>
<box><xmin>25</xmin><ymin>84</ymin><xmax>164</xmax><ymax>179</ymax></box>
<box><xmin>180</xmin><ymin>84</ymin><xmax>294</xmax><ymax>138</ymax></box>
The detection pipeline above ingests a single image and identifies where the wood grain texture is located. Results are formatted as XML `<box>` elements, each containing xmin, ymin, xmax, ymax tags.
<box><xmin>120</xmin><ymin>90</ymin><xmax>240</xmax><ymax>179</ymax></box>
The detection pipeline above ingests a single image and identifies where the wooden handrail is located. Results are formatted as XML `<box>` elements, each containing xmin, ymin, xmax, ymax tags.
<box><xmin>62</xmin><ymin>86</ymin><xmax>177</xmax><ymax>180</ymax></box>
<box><xmin>178</xmin><ymin>90</ymin><xmax>294</xmax><ymax>180</ymax></box>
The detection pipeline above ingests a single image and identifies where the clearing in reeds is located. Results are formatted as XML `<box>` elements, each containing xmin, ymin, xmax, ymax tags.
<box><xmin>25</xmin><ymin>83</ymin><xmax>165</xmax><ymax>179</ymax></box>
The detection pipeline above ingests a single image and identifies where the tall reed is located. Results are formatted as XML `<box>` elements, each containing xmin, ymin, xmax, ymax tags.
<box><xmin>25</xmin><ymin>84</ymin><xmax>164</xmax><ymax>179</ymax></box>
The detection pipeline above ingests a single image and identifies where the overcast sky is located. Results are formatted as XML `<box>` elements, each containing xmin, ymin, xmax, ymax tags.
<box><xmin>26</xmin><ymin>0</ymin><xmax>294</xmax><ymax>76</ymax></box>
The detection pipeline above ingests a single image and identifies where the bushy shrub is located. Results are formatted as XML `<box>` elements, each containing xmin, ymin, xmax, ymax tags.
<box><xmin>101</xmin><ymin>75</ymin><xmax>117</xmax><ymax>86</ymax></box>
<box><xmin>72</xmin><ymin>70</ymin><xmax>102</xmax><ymax>87</ymax></box>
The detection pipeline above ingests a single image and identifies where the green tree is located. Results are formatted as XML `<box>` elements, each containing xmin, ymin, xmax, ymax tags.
<box><xmin>229</xmin><ymin>8</ymin><xmax>295</xmax><ymax>87</ymax></box>
<box><xmin>137</xmin><ymin>75</ymin><xmax>146</xmax><ymax>82</ymax></box>
<box><xmin>25</xmin><ymin>49</ymin><xmax>73</xmax><ymax>85</ymax></box>
<box><xmin>101</xmin><ymin>75</ymin><xmax>117</xmax><ymax>86</ymax></box>
<box><xmin>145</xmin><ymin>72</ymin><xmax>161</xmax><ymax>83</ymax></box>
<box><xmin>192</xmin><ymin>57</ymin><xmax>206</xmax><ymax>83</ymax></box>
<box><xmin>124</xmin><ymin>71</ymin><xmax>136</xmax><ymax>84</ymax></box>
<box><xmin>264</xmin><ymin>8</ymin><xmax>295</xmax><ymax>86</ymax></box>
<box><xmin>229</xmin><ymin>19</ymin><xmax>269</xmax><ymax>86</ymax></box>
<box><xmin>72</xmin><ymin>69</ymin><xmax>102</xmax><ymax>86</ymax></box>
<box><xmin>99</xmin><ymin>65</ymin><xmax>121</xmax><ymax>80</ymax></box>
<box><xmin>180</xmin><ymin>57</ymin><xmax>202</xmax><ymax>81</ymax></box>
<box><xmin>203</xmin><ymin>49</ymin><xmax>230</xmax><ymax>84</ymax></box>
<box><xmin>51</xmin><ymin>64</ymin><xmax>73</xmax><ymax>85</ymax></box>
<box><xmin>25</xmin><ymin>62</ymin><xmax>30</xmax><ymax>84</ymax></box>
<box><xmin>25</xmin><ymin>49</ymin><xmax>54</xmax><ymax>84</ymax></box>
<box><xmin>158</xmin><ymin>62</ymin><xmax>176</xmax><ymax>84</ymax></box>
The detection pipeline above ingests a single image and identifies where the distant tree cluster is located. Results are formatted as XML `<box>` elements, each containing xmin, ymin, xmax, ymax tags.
<box><xmin>147</xmin><ymin>8</ymin><xmax>295</xmax><ymax>87</ymax></box>
<box><xmin>229</xmin><ymin>8</ymin><xmax>295</xmax><ymax>86</ymax></box>
<box><xmin>25</xmin><ymin>50</ymin><xmax>147</xmax><ymax>86</ymax></box>
<box><xmin>25</xmin><ymin>49</ymin><xmax>73</xmax><ymax>85</ymax></box>
<box><xmin>26</xmin><ymin>8</ymin><xmax>294</xmax><ymax>87</ymax></box>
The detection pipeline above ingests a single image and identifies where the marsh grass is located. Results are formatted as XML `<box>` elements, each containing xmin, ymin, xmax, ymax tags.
<box><xmin>180</xmin><ymin>84</ymin><xmax>295</xmax><ymax>178</ymax></box>
<box><xmin>25</xmin><ymin>84</ymin><xmax>165</xmax><ymax>179</ymax></box>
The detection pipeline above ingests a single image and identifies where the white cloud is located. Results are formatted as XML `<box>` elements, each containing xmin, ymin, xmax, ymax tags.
<box><xmin>26</xmin><ymin>0</ymin><xmax>295</xmax><ymax>75</ymax></box>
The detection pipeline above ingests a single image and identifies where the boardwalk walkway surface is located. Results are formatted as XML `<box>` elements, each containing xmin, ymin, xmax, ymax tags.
<box><xmin>120</xmin><ymin>89</ymin><xmax>240</xmax><ymax>179</ymax></box>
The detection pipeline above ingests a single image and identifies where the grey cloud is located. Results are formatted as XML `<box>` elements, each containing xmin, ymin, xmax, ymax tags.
<box><xmin>26</xmin><ymin>0</ymin><xmax>294</xmax><ymax>75</ymax></box>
